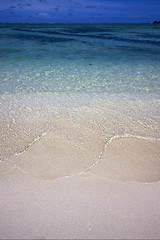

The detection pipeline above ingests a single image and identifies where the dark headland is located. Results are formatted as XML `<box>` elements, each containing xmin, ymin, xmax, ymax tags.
<box><xmin>153</xmin><ymin>20</ymin><xmax>160</xmax><ymax>24</ymax></box>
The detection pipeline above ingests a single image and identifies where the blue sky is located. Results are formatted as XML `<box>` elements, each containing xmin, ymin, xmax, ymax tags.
<box><xmin>0</xmin><ymin>0</ymin><xmax>159</xmax><ymax>23</ymax></box>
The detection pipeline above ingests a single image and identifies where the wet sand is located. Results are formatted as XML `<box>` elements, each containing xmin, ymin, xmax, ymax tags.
<box><xmin>1</xmin><ymin>21</ymin><xmax>160</xmax><ymax>239</ymax></box>
<box><xmin>0</xmin><ymin>93</ymin><xmax>160</xmax><ymax>239</ymax></box>
<box><xmin>91</xmin><ymin>137</ymin><xmax>160</xmax><ymax>182</ymax></box>
<box><xmin>1</xmin><ymin>133</ymin><xmax>160</xmax><ymax>239</ymax></box>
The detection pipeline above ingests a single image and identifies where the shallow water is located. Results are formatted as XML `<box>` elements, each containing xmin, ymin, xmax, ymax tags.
<box><xmin>0</xmin><ymin>23</ymin><xmax>160</xmax><ymax>170</ymax></box>
<box><xmin>0</xmin><ymin>23</ymin><xmax>160</xmax><ymax>95</ymax></box>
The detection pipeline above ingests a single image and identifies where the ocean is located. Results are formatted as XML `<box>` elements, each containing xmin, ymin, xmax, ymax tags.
<box><xmin>0</xmin><ymin>23</ymin><xmax>160</xmax><ymax>165</ymax></box>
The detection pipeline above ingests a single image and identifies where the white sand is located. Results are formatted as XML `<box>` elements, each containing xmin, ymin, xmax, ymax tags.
<box><xmin>90</xmin><ymin>137</ymin><xmax>160</xmax><ymax>182</ymax></box>
<box><xmin>0</xmin><ymin>134</ymin><xmax>160</xmax><ymax>239</ymax></box>
<box><xmin>0</xmin><ymin>169</ymin><xmax>160</xmax><ymax>239</ymax></box>
<box><xmin>7</xmin><ymin>124</ymin><xmax>105</xmax><ymax>179</ymax></box>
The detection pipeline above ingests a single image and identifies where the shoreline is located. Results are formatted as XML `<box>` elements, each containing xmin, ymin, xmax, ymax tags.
<box><xmin>2</xmin><ymin>134</ymin><xmax>160</xmax><ymax>182</ymax></box>
<box><xmin>1</xmin><ymin>22</ymin><xmax>160</xmax><ymax>239</ymax></box>
<box><xmin>1</xmin><ymin>92</ymin><xmax>160</xmax><ymax>161</ymax></box>
<box><xmin>0</xmin><ymin>92</ymin><xmax>160</xmax><ymax>239</ymax></box>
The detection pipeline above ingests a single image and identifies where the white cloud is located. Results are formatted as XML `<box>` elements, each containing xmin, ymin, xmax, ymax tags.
<box><xmin>38</xmin><ymin>12</ymin><xmax>50</xmax><ymax>17</ymax></box>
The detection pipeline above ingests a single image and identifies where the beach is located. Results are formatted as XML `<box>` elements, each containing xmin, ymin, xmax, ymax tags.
<box><xmin>1</xmin><ymin>140</ymin><xmax>160</xmax><ymax>239</ymax></box>
<box><xmin>1</xmin><ymin>93</ymin><xmax>160</xmax><ymax>239</ymax></box>
<box><xmin>0</xmin><ymin>23</ymin><xmax>160</xmax><ymax>239</ymax></box>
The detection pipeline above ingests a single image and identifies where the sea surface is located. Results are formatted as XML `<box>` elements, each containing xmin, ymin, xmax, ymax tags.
<box><xmin>0</xmin><ymin>23</ymin><xmax>160</xmax><ymax>162</ymax></box>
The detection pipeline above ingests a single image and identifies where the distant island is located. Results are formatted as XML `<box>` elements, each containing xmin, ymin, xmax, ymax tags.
<box><xmin>153</xmin><ymin>20</ymin><xmax>160</xmax><ymax>24</ymax></box>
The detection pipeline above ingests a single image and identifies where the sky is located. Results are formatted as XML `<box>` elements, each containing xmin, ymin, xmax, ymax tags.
<box><xmin>0</xmin><ymin>0</ymin><xmax>159</xmax><ymax>23</ymax></box>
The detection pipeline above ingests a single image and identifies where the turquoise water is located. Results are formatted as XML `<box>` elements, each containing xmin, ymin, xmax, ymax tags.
<box><xmin>0</xmin><ymin>23</ymin><xmax>160</xmax><ymax>94</ymax></box>
<box><xmin>0</xmin><ymin>23</ymin><xmax>160</xmax><ymax>161</ymax></box>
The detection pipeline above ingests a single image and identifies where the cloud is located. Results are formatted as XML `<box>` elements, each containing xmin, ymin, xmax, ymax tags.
<box><xmin>0</xmin><ymin>0</ymin><xmax>160</xmax><ymax>23</ymax></box>
<box><xmin>37</xmin><ymin>12</ymin><xmax>50</xmax><ymax>18</ymax></box>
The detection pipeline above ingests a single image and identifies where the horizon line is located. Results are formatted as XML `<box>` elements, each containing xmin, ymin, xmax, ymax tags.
<box><xmin>0</xmin><ymin>22</ymin><xmax>155</xmax><ymax>24</ymax></box>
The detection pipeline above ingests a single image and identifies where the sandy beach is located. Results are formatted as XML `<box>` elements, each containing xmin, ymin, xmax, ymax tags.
<box><xmin>1</xmin><ymin>122</ymin><xmax>160</xmax><ymax>239</ymax></box>
<box><xmin>1</xmin><ymin>21</ymin><xmax>160</xmax><ymax>239</ymax></box>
